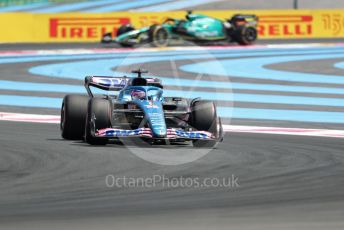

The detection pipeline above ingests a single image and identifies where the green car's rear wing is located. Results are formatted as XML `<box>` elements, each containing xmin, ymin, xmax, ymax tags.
<box><xmin>230</xmin><ymin>14</ymin><xmax>258</xmax><ymax>26</ymax></box>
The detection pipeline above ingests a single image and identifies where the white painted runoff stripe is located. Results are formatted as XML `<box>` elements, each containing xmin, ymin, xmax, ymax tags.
<box><xmin>223</xmin><ymin>125</ymin><xmax>344</xmax><ymax>138</ymax></box>
<box><xmin>0</xmin><ymin>112</ymin><xmax>60</xmax><ymax>124</ymax></box>
<box><xmin>1</xmin><ymin>112</ymin><xmax>344</xmax><ymax>139</ymax></box>
<box><xmin>0</xmin><ymin>46</ymin><xmax>267</xmax><ymax>57</ymax></box>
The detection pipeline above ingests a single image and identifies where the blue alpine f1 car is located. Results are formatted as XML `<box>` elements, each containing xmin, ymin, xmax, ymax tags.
<box><xmin>60</xmin><ymin>69</ymin><xmax>223</xmax><ymax>147</ymax></box>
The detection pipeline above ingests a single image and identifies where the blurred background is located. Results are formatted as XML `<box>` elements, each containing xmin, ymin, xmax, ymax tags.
<box><xmin>1</xmin><ymin>0</ymin><xmax>344</xmax><ymax>12</ymax></box>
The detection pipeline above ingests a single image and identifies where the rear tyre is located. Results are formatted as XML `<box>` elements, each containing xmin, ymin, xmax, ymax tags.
<box><xmin>117</xmin><ymin>24</ymin><xmax>135</xmax><ymax>47</ymax></box>
<box><xmin>149</xmin><ymin>25</ymin><xmax>170</xmax><ymax>47</ymax></box>
<box><xmin>85</xmin><ymin>98</ymin><xmax>112</xmax><ymax>145</ymax></box>
<box><xmin>234</xmin><ymin>26</ymin><xmax>257</xmax><ymax>45</ymax></box>
<box><xmin>190</xmin><ymin>100</ymin><xmax>218</xmax><ymax>148</ymax></box>
<box><xmin>61</xmin><ymin>95</ymin><xmax>89</xmax><ymax>140</ymax></box>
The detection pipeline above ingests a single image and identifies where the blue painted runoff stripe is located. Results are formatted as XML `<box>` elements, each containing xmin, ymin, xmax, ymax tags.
<box><xmin>1</xmin><ymin>95</ymin><xmax>344</xmax><ymax>124</ymax></box>
<box><xmin>1</xmin><ymin>47</ymin><xmax>343</xmax><ymax>64</ymax></box>
<box><xmin>0</xmin><ymin>2</ymin><xmax>50</xmax><ymax>12</ymax></box>
<box><xmin>163</xmin><ymin>90</ymin><xmax>344</xmax><ymax>107</ymax></box>
<box><xmin>0</xmin><ymin>95</ymin><xmax>62</xmax><ymax>109</ymax></box>
<box><xmin>0</xmin><ymin>80</ymin><xmax>84</xmax><ymax>93</ymax></box>
<box><xmin>113</xmin><ymin>72</ymin><xmax>344</xmax><ymax>95</ymax></box>
<box><xmin>25</xmin><ymin>50</ymin><xmax>344</xmax><ymax>97</ymax></box>
<box><xmin>2</xmin><ymin>46</ymin><xmax>344</xmax><ymax>124</ymax></box>
<box><xmin>0</xmin><ymin>48</ymin><xmax>242</xmax><ymax>63</ymax></box>
<box><xmin>0</xmin><ymin>80</ymin><xmax>104</xmax><ymax>94</ymax></box>
<box><xmin>0</xmin><ymin>49</ymin><xmax>237</xmax><ymax>64</ymax></box>
<box><xmin>334</xmin><ymin>61</ymin><xmax>344</xmax><ymax>69</ymax></box>
<box><xmin>2</xmin><ymin>77</ymin><xmax>344</xmax><ymax>98</ymax></box>
<box><xmin>218</xmin><ymin>107</ymin><xmax>344</xmax><ymax>124</ymax></box>
<box><xmin>1</xmin><ymin>46</ymin><xmax>342</xmax><ymax>61</ymax></box>
<box><xmin>1</xmin><ymin>80</ymin><xmax>344</xmax><ymax>107</ymax></box>
<box><xmin>180</xmin><ymin>53</ymin><xmax>344</xmax><ymax>84</ymax></box>
<box><xmin>28</xmin><ymin>51</ymin><xmax>344</xmax><ymax>82</ymax></box>
<box><xmin>86</xmin><ymin>0</ymin><xmax>173</xmax><ymax>12</ymax></box>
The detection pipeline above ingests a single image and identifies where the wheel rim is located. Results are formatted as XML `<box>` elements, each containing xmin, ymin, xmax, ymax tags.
<box><xmin>245</xmin><ymin>28</ymin><xmax>257</xmax><ymax>42</ymax></box>
<box><xmin>155</xmin><ymin>28</ymin><xmax>169</xmax><ymax>46</ymax></box>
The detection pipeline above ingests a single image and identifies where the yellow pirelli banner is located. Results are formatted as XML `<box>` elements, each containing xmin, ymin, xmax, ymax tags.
<box><xmin>1</xmin><ymin>10</ymin><xmax>344</xmax><ymax>43</ymax></box>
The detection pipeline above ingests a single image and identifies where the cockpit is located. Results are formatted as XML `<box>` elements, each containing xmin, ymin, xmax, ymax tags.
<box><xmin>121</xmin><ymin>86</ymin><xmax>163</xmax><ymax>102</ymax></box>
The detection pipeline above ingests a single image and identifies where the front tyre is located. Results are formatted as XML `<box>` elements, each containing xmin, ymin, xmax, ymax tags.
<box><xmin>61</xmin><ymin>95</ymin><xmax>89</xmax><ymax>140</ymax></box>
<box><xmin>234</xmin><ymin>26</ymin><xmax>257</xmax><ymax>45</ymax></box>
<box><xmin>85</xmin><ymin>98</ymin><xmax>112</xmax><ymax>145</ymax></box>
<box><xmin>190</xmin><ymin>100</ymin><xmax>219</xmax><ymax>148</ymax></box>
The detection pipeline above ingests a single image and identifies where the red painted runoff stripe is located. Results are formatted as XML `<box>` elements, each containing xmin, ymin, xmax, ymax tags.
<box><xmin>1</xmin><ymin>112</ymin><xmax>344</xmax><ymax>139</ymax></box>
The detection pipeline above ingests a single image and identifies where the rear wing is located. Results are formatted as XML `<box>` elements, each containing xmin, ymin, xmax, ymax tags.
<box><xmin>146</xmin><ymin>78</ymin><xmax>163</xmax><ymax>89</ymax></box>
<box><xmin>231</xmin><ymin>14</ymin><xmax>258</xmax><ymax>21</ymax></box>
<box><xmin>229</xmin><ymin>14</ymin><xmax>258</xmax><ymax>26</ymax></box>
<box><xmin>85</xmin><ymin>76</ymin><xmax>129</xmax><ymax>97</ymax></box>
<box><xmin>85</xmin><ymin>76</ymin><xmax>163</xmax><ymax>97</ymax></box>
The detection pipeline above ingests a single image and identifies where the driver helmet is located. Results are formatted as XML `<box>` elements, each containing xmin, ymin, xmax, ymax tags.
<box><xmin>131</xmin><ymin>89</ymin><xmax>146</xmax><ymax>100</ymax></box>
<box><xmin>186</xmin><ymin>10</ymin><xmax>192</xmax><ymax>20</ymax></box>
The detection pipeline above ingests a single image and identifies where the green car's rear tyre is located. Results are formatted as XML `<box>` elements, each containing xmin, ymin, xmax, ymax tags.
<box><xmin>85</xmin><ymin>98</ymin><xmax>112</xmax><ymax>145</ymax></box>
<box><xmin>190</xmin><ymin>100</ymin><xmax>218</xmax><ymax>148</ymax></box>
<box><xmin>149</xmin><ymin>25</ymin><xmax>170</xmax><ymax>47</ymax></box>
<box><xmin>60</xmin><ymin>95</ymin><xmax>89</xmax><ymax>140</ymax></box>
<box><xmin>235</xmin><ymin>26</ymin><xmax>257</xmax><ymax>45</ymax></box>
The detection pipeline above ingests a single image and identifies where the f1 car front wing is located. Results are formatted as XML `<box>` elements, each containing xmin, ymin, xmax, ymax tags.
<box><xmin>95</xmin><ymin>127</ymin><xmax>215</xmax><ymax>140</ymax></box>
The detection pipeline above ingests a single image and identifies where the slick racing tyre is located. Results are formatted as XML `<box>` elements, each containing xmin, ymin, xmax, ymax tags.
<box><xmin>117</xmin><ymin>24</ymin><xmax>135</xmax><ymax>47</ymax></box>
<box><xmin>190</xmin><ymin>100</ymin><xmax>219</xmax><ymax>148</ymax></box>
<box><xmin>61</xmin><ymin>95</ymin><xmax>89</xmax><ymax>140</ymax></box>
<box><xmin>85</xmin><ymin>98</ymin><xmax>112</xmax><ymax>145</ymax></box>
<box><xmin>234</xmin><ymin>26</ymin><xmax>257</xmax><ymax>45</ymax></box>
<box><xmin>149</xmin><ymin>25</ymin><xmax>170</xmax><ymax>47</ymax></box>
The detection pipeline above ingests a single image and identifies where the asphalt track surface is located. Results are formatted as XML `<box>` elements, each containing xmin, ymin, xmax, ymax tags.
<box><xmin>1</xmin><ymin>41</ymin><xmax>344</xmax><ymax>229</ymax></box>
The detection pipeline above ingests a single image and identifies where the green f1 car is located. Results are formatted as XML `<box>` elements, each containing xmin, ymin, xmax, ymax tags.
<box><xmin>101</xmin><ymin>11</ymin><xmax>258</xmax><ymax>47</ymax></box>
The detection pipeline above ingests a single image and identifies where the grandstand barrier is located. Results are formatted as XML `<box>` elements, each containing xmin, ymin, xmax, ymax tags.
<box><xmin>0</xmin><ymin>9</ymin><xmax>343</xmax><ymax>43</ymax></box>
